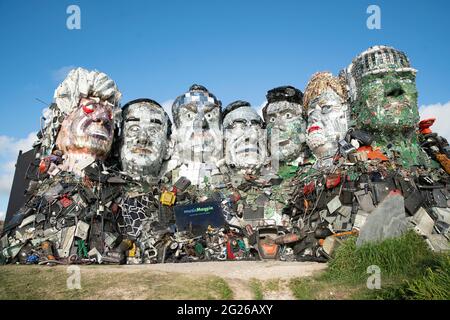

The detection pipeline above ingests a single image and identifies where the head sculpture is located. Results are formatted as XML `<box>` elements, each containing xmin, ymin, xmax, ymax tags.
<box><xmin>262</xmin><ymin>86</ymin><xmax>306</xmax><ymax>164</ymax></box>
<box><xmin>120</xmin><ymin>99</ymin><xmax>172</xmax><ymax>179</ymax></box>
<box><xmin>344</xmin><ymin>45</ymin><xmax>426</xmax><ymax>167</ymax></box>
<box><xmin>345</xmin><ymin>45</ymin><xmax>419</xmax><ymax>137</ymax></box>
<box><xmin>40</xmin><ymin>67</ymin><xmax>121</xmax><ymax>173</ymax></box>
<box><xmin>304</xmin><ymin>72</ymin><xmax>349</xmax><ymax>159</ymax></box>
<box><xmin>223</xmin><ymin>100</ymin><xmax>267</xmax><ymax>170</ymax></box>
<box><xmin>171</xmin><ymin>84</ymin><xmax>222</xmax><ymax>166</ymax></box>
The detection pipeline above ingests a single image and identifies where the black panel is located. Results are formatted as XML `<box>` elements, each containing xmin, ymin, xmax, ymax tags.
<box><xmin>5</xmin><ymin>148</ymin><xmax>36</xmax><ymax>227</ymax></box>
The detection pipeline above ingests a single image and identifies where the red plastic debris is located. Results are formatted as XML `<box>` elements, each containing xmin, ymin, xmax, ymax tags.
<box><xmin>326</xmin><ymin>174</ymin><xmax>341</xmax><ymax>189</ymax></box>
<box><xmin>82</xmin><ymin>104</ymin><xmax>95</xmax><ymax>114</ymax></box>
<box><xmin>38</xmin><ymin>159</ymin><xmax>48</xmax><ymax>174</ymax></box>
<box><xmin>357</xmin><ymin>145</ymin><xmax>389</xmax><ymax>161</ymax></box>
<box><xmin>418</xmin><ymin>118</ymin><xmax>436</xmax><ymax>135</ymax></box>
<box><xmin>59</xmin><ymin>195</ymin><xmax>73</xmax><ymax>208</ymax></box>
<box><xmin>226</xmin><ymin>240</ymin><xmax>236</xmax><ymax>260</ymax></box>
<box><xmin>303</xmin><ymin>181</ymin><xmax>315</xmax><ymax>195</ymax></box>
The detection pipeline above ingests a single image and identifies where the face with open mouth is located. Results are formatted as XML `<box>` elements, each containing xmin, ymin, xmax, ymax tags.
<box><xmin>120</xmin><ymin>100</ymin><xmax>170</xmax><ymax>177</ymax></box>
<box><xmin>175</xmin><ymin>102</ymin><xmax>222</xmax><ymax>164</ymax></box>
<box><xmin>56</xmin><ymin>97</ymin><xmax>114</xmax><ymax>157</ymax></box>
<box><xmin>356</xmin><ymin>71</ymin><xmax>419</xmax><ymax>133</ymax></box>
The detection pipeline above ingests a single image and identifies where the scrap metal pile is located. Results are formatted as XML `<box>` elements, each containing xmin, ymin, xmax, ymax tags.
<box><xmin>1</xmin><ymin>45</ymin><xmax>449</xmax><ymax>266</ymax></box>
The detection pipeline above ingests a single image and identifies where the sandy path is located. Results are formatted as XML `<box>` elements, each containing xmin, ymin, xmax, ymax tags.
<box><xmin>95</xmin><ymin>260</ymin><xmax>327</xmax><ymax>281</ymax></box>
<box><xmin>86</xmin><ymin>260</ymin><xmax>327</xmax><ymax>299</ymax></box>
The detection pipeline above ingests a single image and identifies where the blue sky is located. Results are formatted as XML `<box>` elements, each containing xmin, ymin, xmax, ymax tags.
<box><xmin>0</xmin><ymin>0</ymin><xmax>449</xmax><ymax>218</ymax></box>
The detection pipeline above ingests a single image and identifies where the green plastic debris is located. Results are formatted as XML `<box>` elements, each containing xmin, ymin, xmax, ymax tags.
<box><xmin>278</xmin><ymin>165</ymin><xmax>298</xmax><ymax>179</ymax></box>
<box><xmin>237</xmin><ymin>239</ymin><xmax>247</xmax><ymax>252</ymax></box>
<box><xmin>77</xmin><ymin>239</ymin><xmax>88</xmax><ymax>258</ymax></box>
<box><xmin>194</xmin><ymin>242</ymin><xmax>204</xmax><ymax>255</ymax></box>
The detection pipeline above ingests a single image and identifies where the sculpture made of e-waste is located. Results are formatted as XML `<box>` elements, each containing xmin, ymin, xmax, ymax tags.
<box><xmin>1</xmin><ymin>46</ymin><xmax>449</xmax><ymax>266</ymax></box>
<box><xmin>304</xmin><ymin>72</ymin><xmax>349</xmax><ymax>166</ymax></box>
<box><xmin>285</xmin><ymin>46</ymin><xmax>450</xmax><ymax>262</ymax></box>
<box><xmin>169</xmin><ymin>84</ymin><xmax>224</xmax><ymax>188</ymax></box>
<box><xmin>1</xmin><ymin>67</ymin><xmax>125</xmax><ymax>265</ymax></box>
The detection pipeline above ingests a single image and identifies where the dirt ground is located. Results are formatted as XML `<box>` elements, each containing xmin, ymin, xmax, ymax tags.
<box><xmin>0</xmin><ymin>261</ymin><xmax>327</xmax><ymax>300</ymax></box>
<box><xmin>104</xmin><ymin>260</ymin><xmax>327</xmax><ymax>280</ymax></box>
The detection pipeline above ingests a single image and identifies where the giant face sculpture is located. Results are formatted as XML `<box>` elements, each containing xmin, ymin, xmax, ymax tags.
<box><xmin>120</xmin><ymin>99</ymin><xmax>171</xmax><ymax>178</ymax></box>
<box><xmin>172</xmin><ymin>84</ymin><xmax>222</xmax><ymax>165</ymax></box>
<box><xmin>304</xmin><ymin>72</ymin><xmax>349</xmax><ymax>159</ymax></box>
<box><xmin>47</xmin><ymin>68</ymin><xmax>121</xmax><ymax>172</ymax></box>
<box><xmin>346</xmin><ymin>46</ymin><xmax>419</xmax><ymax>135</ymax></box>
<box><xmin>263</xmin><ymin>86</ymin><xmax>306</xmax><ymax>164</ymax></box>
<box><xmin>56</xmin><ymin>97</ymin><xmax>114</xmax><ymax>157</ymax></box>
<box><xmin>223</xmin><ymin>101</ymin><xmax>267</xmax><ymax>170</ymax></box>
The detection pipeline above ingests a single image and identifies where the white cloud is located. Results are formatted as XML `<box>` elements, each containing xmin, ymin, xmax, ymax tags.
<box><xmin>0</xmin><ymin>132</ymin><xmax>36</xmax><ymax>155</ymax></box>
<box><xmin>0</xmin><ymin>174</ymin><xmax>14</xmax><ymax>194</ymax></box>
<box><xmin>161</xmin><ymin>99</ymin><xmax>174</xmax><ymax>122</ymax></box>
<box><xmin>419</xmin><ymin>101</ymin><xmax>450</xmax><ymax>142</ymax></box>
<box><xmin>52</xmin><ymin>65</ymin><xmax>75</xmax><ymax>82</ymax></box>
<box><xmin>0</xmin><ymin>211</ymin><xmax>5</xmax><ymax>221</ymax></box>
<box><xmin>0</xmin><ymin>132</ymin><xmax>36</xmax><ymax>197</ymax></box>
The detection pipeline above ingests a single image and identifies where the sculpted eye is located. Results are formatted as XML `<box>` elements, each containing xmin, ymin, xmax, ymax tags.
<box><xmin>127</xmin><ymin>125</ymin><xmax>140</xmax><ymax>136</ymax></box>
<box><xmin>82</xmin><ymin>104</ymin><xmax>95</xmax><ymax>114</ymax></box>
<box><xmin>321</xmin><ymin>105</ymin><xmax>332</xmax><ymax>113</ymax></box>
<box><xmin>285</xmin><ymin>113</ymin><xmax>292</xmax><ymax>119</ymax></box>
<box><xmin>233</xmin><ymin>119</ymin><xmax>246</xmax><ymax>125</ymax></box>
<box><xmin>269</xmin><ymin>117</ymin><xmax>276</xmax><ymax>123</ymax></box>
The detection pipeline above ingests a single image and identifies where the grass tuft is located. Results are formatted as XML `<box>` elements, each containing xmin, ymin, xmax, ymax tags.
<box><xmin>289</xmin><ymin>278</ymin><xmax>316</xmax><ymax>300</ymax></box>
<box><xmin>249</xmin><ymin>279</ymin><xmax>264</xmax><ymax>300</ymax></box>
<box><xmin>209</xmin><ymin>278</ymin><xmax>234</xmax><ymax>300</ymax></box>
<box><xmin>325</xmin><ymin>230</ymin><xmax>434</xmax><ymax>283</ymax></box>
<box><xmin>290</xmin><ymin>230</ymin><xmax>450</xmax><ymax>300</ymax></box>
<box><xmin>369</xmin><ymin>254</ymin><xmax>450</xmax><ymax>300</ymax></box>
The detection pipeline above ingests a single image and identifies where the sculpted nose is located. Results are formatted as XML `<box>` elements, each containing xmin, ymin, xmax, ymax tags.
<box><xmin>193</xmin><ymin>118</ymin><xmax>202</xmax><ymax>130</ymax></box>
<box><xmin>202</xmin><ymin>118</ymin><xmax>209</xmax><ymax>130</ymax></box>
<box><xmin>137</xmin><ymin>131</ymin><xmax>149</xmax><ymax>144</ymax></box>
<box><xmin>92</xmin><ymin>107</ymin><xmax>111</xmax><ymax>123</ymax></box>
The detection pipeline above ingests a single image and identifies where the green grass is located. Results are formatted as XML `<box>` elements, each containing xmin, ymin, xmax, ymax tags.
<box><xmin>1</xmin><ymin>230</ymin><xmax>448</xmax><ymax>300</ymax></box>
<box><xmin>249</xmin><ymin>279</ymin><xmax>264</xmax><ymax>300</ymax></box>
<box><xmin>0</xmin><ymin>265</ymin><xmax>234</xmax><ymax>300</ymax></box>
<box><xmin>289</xmin><ymin>278</ymin><xmax>316</xmax><ymax>299</ymax></box>
<box><xmin>289</xmin><ymin>276</ymin><xmax>370</xmax><ymax>300</ymax></box>
<box><xmin>290</xmin><ymin>230</ymin><xmax>450</xmax><ymax>300</ymax></box>
<box><xmin>209</xmin><ymin>277</ymin><xmax>234</xmax><ymax>300</ymax></box>
<box><xmin>265</xmin><ymin>279</ymin><xmax>280</xmax><ymax>291</ymax></box>
<box><xmin>325</xmin><ymin>230</ymin><xmax>435</xmax><ymax>283</ymax></box>
<box><xmin>367</xmin><ymin>254</ymin><xmax>450</xmax><ymax>300</ymax></box>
